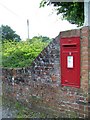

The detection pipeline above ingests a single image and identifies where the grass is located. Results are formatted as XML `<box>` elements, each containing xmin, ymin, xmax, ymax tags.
<box><xmin>2</xmin><ymin>95</ymin><xmax>48</xmax><ymax>118</ymax></box>
<box><xmin>15</xmin><ymin>102</ymin><xmax>46</xmax><ymax>118</ymax></box>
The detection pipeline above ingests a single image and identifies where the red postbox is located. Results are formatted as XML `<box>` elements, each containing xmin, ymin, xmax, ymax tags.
<box><xmin>60</xmin><ymin>37</ymin><xmax>80</xmax><ymax>88</ymax></box>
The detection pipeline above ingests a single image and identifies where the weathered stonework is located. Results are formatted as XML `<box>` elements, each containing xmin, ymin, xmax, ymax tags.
<box><xmin>2</xmin><ymin>26</ymin><xmax>90</xmax><ymax>118</ymax></box>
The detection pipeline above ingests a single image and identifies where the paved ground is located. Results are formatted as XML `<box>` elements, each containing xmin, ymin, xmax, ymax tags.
<box><xmin>2</xmin><ymin>106</ymin><xmax>17</xmax><ymax>118</ymax></box>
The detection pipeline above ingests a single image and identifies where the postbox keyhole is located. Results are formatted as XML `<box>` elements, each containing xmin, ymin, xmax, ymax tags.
<box><xmin>69</xmin><ymin>52</ymin><xmax>71</xmax><ymax>55</ymax></box>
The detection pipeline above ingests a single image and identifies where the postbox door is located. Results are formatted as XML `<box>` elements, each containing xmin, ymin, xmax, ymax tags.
<box><xmin>61</xmin><ymin>52</ymin><xmax>80</xmax><ymax>87</ymax></box>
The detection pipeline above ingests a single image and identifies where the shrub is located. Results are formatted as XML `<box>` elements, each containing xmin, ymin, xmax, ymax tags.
<box><xmin>2</xmin><ymin>39</ymin><xmax>49</xmax><ymax>68</ymax></box>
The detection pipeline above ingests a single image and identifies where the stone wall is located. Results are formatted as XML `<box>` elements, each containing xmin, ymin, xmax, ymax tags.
<box><xmin>2</xmin><ymin>26</ymin><xmax>90</xmax><ymax>118</ymax></box>
<box><xmin>88</xmin><ymin>27</ymin><xmax>90</xmax><ymax>117</ymax></box>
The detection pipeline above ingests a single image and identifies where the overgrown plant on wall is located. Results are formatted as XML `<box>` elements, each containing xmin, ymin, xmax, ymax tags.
<box><xmin>1</xmin><ymin>36</ymin><xmax>52</xmax><ymax>68</ymax></box>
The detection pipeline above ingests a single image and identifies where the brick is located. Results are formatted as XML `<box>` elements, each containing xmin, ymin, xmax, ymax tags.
<box><xmin>81</xmin><ymin>65</ymin><xmax>88</xmax><ymax>70</ymax></box>
<box><xmin>60</xmin><ymin>29</ymin><xmax>80</xmax><ymax>38</ymax></box>
<box><xmin>81</xmin><ymin>32</ymin><xmax>89</xmax><ymax>37</ymax></box>
<box><xmin>81</xmin><ymin>26</ymin><xmax>89</xmax><ymax>33</ymax></box>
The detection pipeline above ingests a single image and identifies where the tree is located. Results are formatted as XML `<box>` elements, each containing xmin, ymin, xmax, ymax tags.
<box><xmin>1</xmin><ymin>25</ymin><xmax>21</xmax><ymax>41</ymax></box>
<box><xmin>32</xmin><ymin>36</ymin><xmax>52</xmax><ymax>43</ymax></box>
<box><xmin>40</xmin><ymin>0</ymin><xmax>84</xmax><ymax>26</ymax></box>
<box><xmin>27</xmin><ymin>36</ymin><xmax>52</xmax><ymax>43</ymax></box>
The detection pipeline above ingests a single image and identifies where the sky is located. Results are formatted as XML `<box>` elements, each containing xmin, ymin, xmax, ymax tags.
<box><xmin>0</xmin><ymin>0</ymin><xmax>77</xmax><ymax>40</ymax></box>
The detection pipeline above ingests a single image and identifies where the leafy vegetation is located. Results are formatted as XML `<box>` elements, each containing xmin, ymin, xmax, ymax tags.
<box><xmin>1</xmin><ymin>25</ymin><xmax>21</xmax><ymax>41</ymax></box>
<box><xmin>40</xmin><ymin>0</ymin><xmax>84</xmax><ymax>26</ymax></box>
<box><xmin>1</xmin><ymin>36</ymin><xmax>52</xmax><ymax>68</ymax></box>
<box><xmin>15</xmin><ymin>102</ymin><xmax>46</xmax><ymax>118</ymax></box>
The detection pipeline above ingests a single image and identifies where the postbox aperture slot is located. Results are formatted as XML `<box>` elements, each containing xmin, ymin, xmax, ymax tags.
<box><xmin>62</xmin><ymin>44</ymin><xmax>77</xmax><ymax>48</ymax></box>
